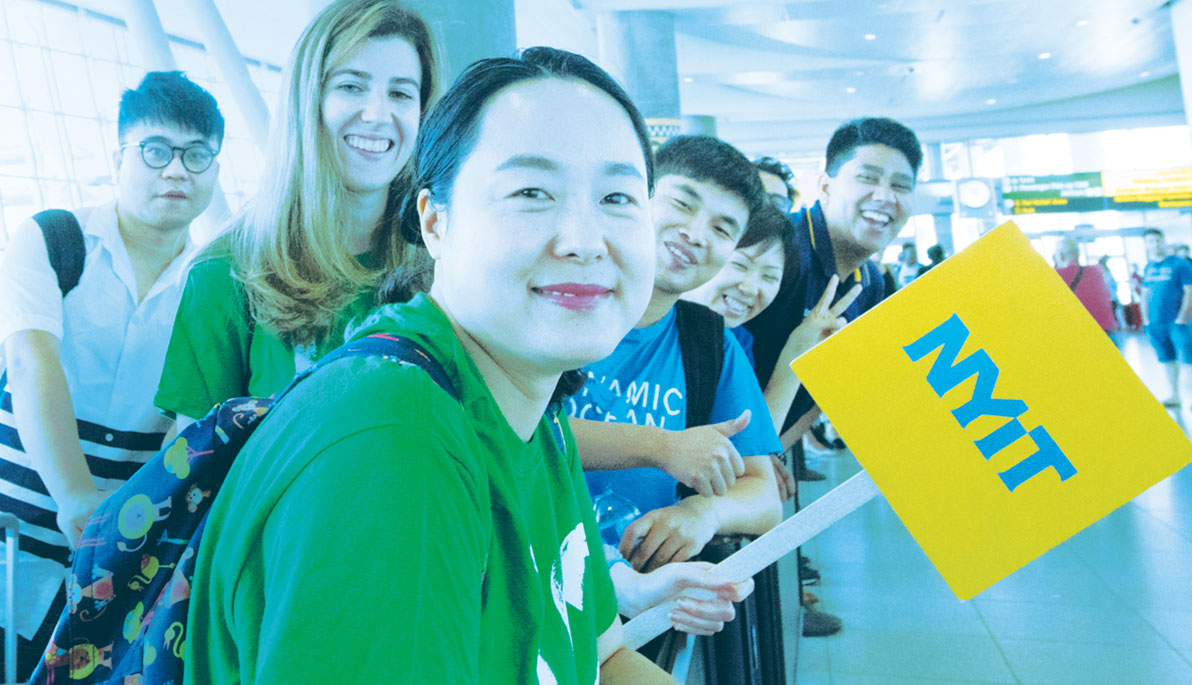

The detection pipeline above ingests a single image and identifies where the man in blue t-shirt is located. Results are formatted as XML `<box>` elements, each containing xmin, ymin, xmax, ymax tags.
<box><xmin>1141</xmin><ymin>228</ymin><xmax>1192</xmax><ymax>406</ymax></box>
<box><xmin>570</xmin><ymin>136</ymin><xmax>783</xmax><ymax>576</ymax></box>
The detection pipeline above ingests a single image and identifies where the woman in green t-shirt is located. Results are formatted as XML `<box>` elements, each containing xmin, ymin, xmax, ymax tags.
<box><xmin>155</xmin><ymin>0</ymin><xmax>438</xmax><ymax>425</ymax></box>
<box><xmin>187</xmin><ymin>48</ymin><xmax>684</xmax><ymax>683</ymax></box>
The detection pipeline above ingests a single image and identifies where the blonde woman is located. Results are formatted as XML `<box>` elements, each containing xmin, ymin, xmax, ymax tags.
<box><xmin>155</xmin><ymin>0</ymin><xmax>436</xmax><ymax>425</ymax></box>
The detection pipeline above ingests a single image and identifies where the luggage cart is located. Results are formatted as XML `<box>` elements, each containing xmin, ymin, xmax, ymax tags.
<box><xmin>1</xmin><ymin>513</ymin><xmax>17</xmax><ymax>685</ymax></box>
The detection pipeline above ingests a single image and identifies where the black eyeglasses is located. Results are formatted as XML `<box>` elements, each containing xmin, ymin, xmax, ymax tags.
<box><xmin>768</xmin><ymin>192</ymin><xmax>794</xmax><ymax>213</ymax></box>
<box><xmin>121</xmin><ymin>140</ymin><xmax>217</xmax><ymax>174</ymax></box>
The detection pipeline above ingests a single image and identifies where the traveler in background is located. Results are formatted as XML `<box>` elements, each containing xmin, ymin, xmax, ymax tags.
<box><xmin>1175</xmin><ymin>243</ymin><xmax>1192</xmax><ymax>264</ymax></box>
<box><xmin>894</xmin><ymin>241</ymin><xmax>920</xmax><ymax>289</ymax></box>
<box><xmin>156</xmin><ymin>0</ymin><xmax>437</xmax><ymax>427</ymax></box>
<box><xmin>187</xmin><ymin>47</ymin><xmax>678</xmax><ymax>683</ymax></box>
<box><xmin>1141</xmin><ymin>228</ymin><xmax>1192</xmax><ymax>407</ymax></box>
<box><xmin>0</xmin><ymin>71</ymin><xmax>222</xmax><ymax>680</ymax></box>
<box><xmin>1055</xmin><ymin>238</ymin><xmax>1117</xmax><ymax>343</ymax></box>
<box><xmin>917</xmin><ymin>243</ymin><xmax>946</xmax><ymax>276</ymax></box>
<box><xmin>1100</xmin><ymin>255</ymin><xmax>1127</xmax><ymax>330</ymax></box>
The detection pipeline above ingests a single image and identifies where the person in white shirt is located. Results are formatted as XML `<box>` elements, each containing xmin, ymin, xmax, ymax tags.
<box><xmin>894</xmin><ymin>241</ymin><xmax>919</xmax><ymax>289</ymax></box>
<box><xmin>0</xmin><ymin>71</ymin><xmax>223</xmax><ymax>680</ymax></box>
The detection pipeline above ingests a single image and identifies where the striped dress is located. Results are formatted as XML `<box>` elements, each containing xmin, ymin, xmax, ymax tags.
<box><xmin>0</xmin><ymin>203</ymin><xmax>196</xmax><ymax>676</ymax></box>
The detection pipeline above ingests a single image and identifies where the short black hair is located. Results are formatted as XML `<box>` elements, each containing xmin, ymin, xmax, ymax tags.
<box><xmin>403</xmin><ymin>46</ymin><xmax>654</xmax><ymax>245</ymax></box>
<box><xmin>927</xmin><ymin>244</ymin><xmax>945</xmax><ymax>262</ymax></box>
<box><xmin>825</xmin><ymin>117</ymin><xmax>921</xmax><ymax>178</ymax></box>
<box><xmin>118</xmin><ymin>71</ymin><xmax>224</xmax><ymax>146</ymax></box>
<box><xmin>656</xmin><ymin>136</ymin><xmax>765</xmax><ymax>214</ymax></box>
<box><xmin>1143</xmin><ymin>228</ymin><xmax>1164</xmax><ymax>240</ymax></box>
<box><xmin>753</xmin><ymin>156</ymin><xmax>796</xmax><ymax>201</ymax></box>
<box><xmin>737</xmin><ymin>202</ymin><xmax>789</xmax><ymax>253</ymax></box>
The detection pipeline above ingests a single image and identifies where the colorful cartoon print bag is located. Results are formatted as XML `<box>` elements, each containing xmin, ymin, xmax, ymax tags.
<box><xmin>29</xmin><ymin>334</ymin><xmax>452</xmax><ymax>684</ymax></box>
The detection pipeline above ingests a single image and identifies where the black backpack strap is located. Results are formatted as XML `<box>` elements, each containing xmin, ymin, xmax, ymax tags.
<box><xmin>276</xmin><ymin>332</ymin><xmax>572</xmax><ymax>454</ymax></box>
<box><xmin>32</xmin><ymin>209</ymin><xmax>85</xmax><ymax>296</ymax></box>
<box><xmin>1068</xmin><ymin>266</ymin><xmax>1086</xmax><ymax>292</ymax></box>
<box><xmin>674</xmin><ymin>300</ymin><xmax>725</xmax><ymax>429</ymax></box>
<box><xmin>278</xmin><ymin>332</ymin><xmax>457</xmax><ymax>402</ymax></box>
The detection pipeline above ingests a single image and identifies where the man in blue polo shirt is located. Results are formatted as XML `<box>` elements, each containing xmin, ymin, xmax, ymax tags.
<box><xmin>744</xmin><ymin>119</ymin><xmax>921</xmax><ymax>638</ymax></box>
<box><xmin>570</xmin><ymin>136</ymin><xmax>782</xmax><ymax>582</ymax></box>
<box><xmin>1141</xmin><ymin>228</ymin><xmax>1192</xmax><ymax>407</ymax></box>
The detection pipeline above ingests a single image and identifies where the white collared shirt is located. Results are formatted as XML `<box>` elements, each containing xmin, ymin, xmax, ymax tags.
<box><xmin>0</xmin><ymin>202</ymin><xmax>198</xmax><ymax>442</ymax></box>
<box><xmin>0</xmin><ymin>202</ymin><xmax>198</xmax><ymax>637</ymax></box>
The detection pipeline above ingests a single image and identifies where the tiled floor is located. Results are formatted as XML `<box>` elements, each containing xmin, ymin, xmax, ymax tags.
<box><xmin>790</xmin><ymin>333</ymin><xmax>1192</xmax><ymax>684</ymax></box>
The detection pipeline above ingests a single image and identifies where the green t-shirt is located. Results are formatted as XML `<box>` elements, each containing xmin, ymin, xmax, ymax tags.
<box><xmin>185</xmin><ymin>294</ymin><xmax>618</xmax><ymax>684</ymax></box>
<box><xmin>154</xmin><ymin>251</ymin><xmax>377</xmax><ymax>419</ymax></box>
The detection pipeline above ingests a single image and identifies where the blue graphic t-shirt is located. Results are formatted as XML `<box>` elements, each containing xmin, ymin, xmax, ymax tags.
<box><xmin>730</xmin><ymin>326</ymin><xmax>755</xmax><ymax>368</ymax></box>
<box><xmin>1144</xmin><ymin>256</ymin><xmax>1192</xmax><ymax>324</ymax></box>
<box><xmin>569</xmin><ymin>306</ymin><xmax>782</xmax><ymax>522</ymax></box>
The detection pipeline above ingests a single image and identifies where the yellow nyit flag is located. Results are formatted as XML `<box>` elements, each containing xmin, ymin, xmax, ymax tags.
<box><xmin>792</xmin><ymin>222</ymin><xmax>1192</xmax><ymax>599</ymax></box>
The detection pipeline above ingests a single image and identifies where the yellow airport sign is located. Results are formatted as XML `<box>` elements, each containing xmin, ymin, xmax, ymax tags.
<box><xmin>791</xmin><ymin>222</ymin><xmax>1192</xmax><ymax>599</ymax></box>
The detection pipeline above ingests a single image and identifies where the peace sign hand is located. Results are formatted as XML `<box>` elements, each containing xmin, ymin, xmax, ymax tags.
<box><xmin>781</xmin><ymin>275</ymin><xmax>863</xmax><ymax>363</ymax></box>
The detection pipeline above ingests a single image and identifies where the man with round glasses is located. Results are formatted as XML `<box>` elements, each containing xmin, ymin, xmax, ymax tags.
<box><xmin>0</xmin><ymin>71</ymin><xmax>223</xmax><ymax>679</ymax></box>
<box><xmin>122</xmin><ymin>139</ymin><xmax>218</xmax><ymax>174</ymax></box>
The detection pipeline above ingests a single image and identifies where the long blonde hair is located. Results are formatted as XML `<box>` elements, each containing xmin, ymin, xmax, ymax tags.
<box><xmin>230</xmin><ymin>0</ymin><xmax>437</xmax><ymax>347</ymax></box>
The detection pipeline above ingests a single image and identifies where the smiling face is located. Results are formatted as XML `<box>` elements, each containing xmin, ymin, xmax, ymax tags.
<box><xmin>114</xmin><ymin>122</ymin><xmax>219</xmax><ymax>232</ymax></box>
<box><xmin>651</xmin><ymin>175</ymin><xmax>750</xmax><ymax>296</ymax></box>
<box><xmin>686</xmin><ymin>240</ymin><xmax>784</xmax><ymax>327</ymax></box>
<box><xmin>422</xmin><ymin>78</ymin><xmax>655</xmax><ymax>375</ymax></box>
<box><xmin>820</xmin><ymin>143</ymin><xmax>915</xmax><ymax>257</ymax></box>
<box><xmin>321</xmin><ymin>35</ymin><xmax>422</xmax><ymax>198</ymax></box>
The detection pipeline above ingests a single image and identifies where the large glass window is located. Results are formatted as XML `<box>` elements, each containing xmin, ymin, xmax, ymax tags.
<box><xmin>923</xmin><ymin>126</ymin><xmax>1192</xmax><ymax>269</ymax></box>
<box><xmin>0</xmin><ymin>0</ymin><xmax>281</xmax><ymax>246</ymax></box>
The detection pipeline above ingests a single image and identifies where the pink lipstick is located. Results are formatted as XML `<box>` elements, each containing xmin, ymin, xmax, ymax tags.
<box><xmin>532</xmin><ymin>283</ymin><xmax>612</xmax><ymax>311</ymax></box>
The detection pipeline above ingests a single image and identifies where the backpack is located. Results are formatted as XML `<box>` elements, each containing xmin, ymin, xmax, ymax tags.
<box><xmin>29</xmin><ymin>333</ymin><xmax>457</xmax><ymax>684</ymax></box>
<box><xmin>674</xmin><ymin>299</ymin><xmax>725</xmax><ymax>430</ymax></box>
<box><xmin>674</xmin><ymin>300</ymin><xmax>725</xmax><ymax>500</ymax></box>
<box><xmin>32</xmin><ymin>209</ymin><xmax>86</xmax><ymax>296</ymax></box>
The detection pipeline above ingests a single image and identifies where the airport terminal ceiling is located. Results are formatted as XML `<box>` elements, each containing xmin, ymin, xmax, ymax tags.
<box><xmin>61</xmin><ymin>0</ymin><xmax>1185</xmax><ymax>160</ymax></box>
<box><xmin>571</xmin><ymin>0</ymin><xmax>1184</xmax><ymax>157</ymax></box>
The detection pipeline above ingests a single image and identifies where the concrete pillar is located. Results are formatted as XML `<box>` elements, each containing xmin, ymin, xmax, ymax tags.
<box><xmin>1171</xmin><ymin>0</ymin><xmax>1192</xmax><ymax>142</ymax></box>
<box><xmin>681</xmin><ymin>115</ymin><xmax>716</xmax><ymax>137</ymax></box>
<box><xmin>187</xmin><ymin>0</ymin><xmax>271</xmax><ymax>152</ymax></box>
<box><xmin>596</xmin><ymin>11</ymin><xmax>680</xmax><ymax>120</ymax></box>
<box><xmin>402</xmin><ymin>0</ymin><xmax>516</xmax><ymax>87</ymax></box>
<box><xmin>596</xmin><ymin>11</ymin><xmax>682</xmax><ymax>149</ymax></box>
